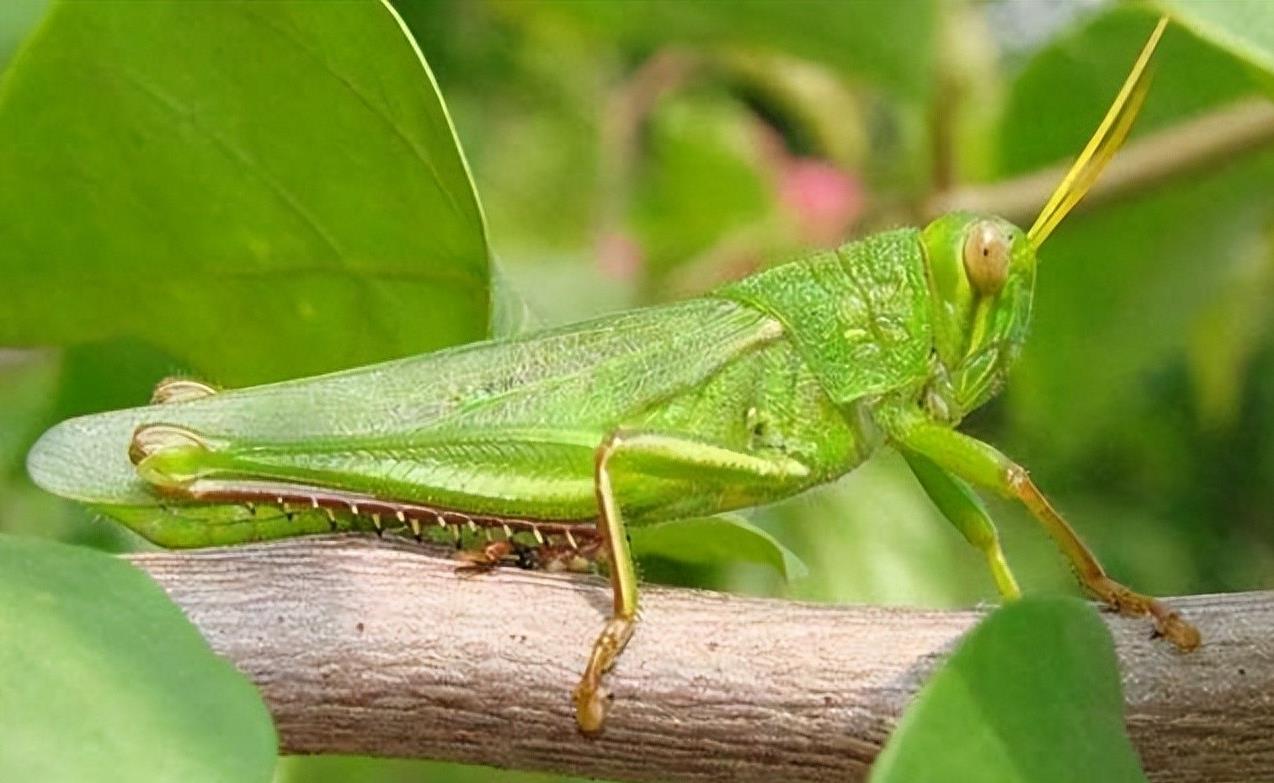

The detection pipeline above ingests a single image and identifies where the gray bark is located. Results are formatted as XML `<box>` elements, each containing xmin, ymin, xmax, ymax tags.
<box><xmin>129</xmin><ymin>535</ymin><xmax>1274</xmax><ymax>783</ymax></box>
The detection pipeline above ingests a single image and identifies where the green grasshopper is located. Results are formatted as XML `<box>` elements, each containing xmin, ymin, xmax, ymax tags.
<box><xmin>28</xmin><ymin>17</ymin><xmax>1196</xmax><ymax>734</ymax></box>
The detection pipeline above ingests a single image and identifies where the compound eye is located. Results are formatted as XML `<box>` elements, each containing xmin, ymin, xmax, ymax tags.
<box><xmin>963</xmin><ymin>221</ymin><xmax>1011</xmax><ymax>296</ymax></box>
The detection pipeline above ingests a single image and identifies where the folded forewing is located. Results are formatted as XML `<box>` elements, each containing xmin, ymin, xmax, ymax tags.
<box><xmin>29</xmin><ymin>297</ymin><xmax>783</xmax><ymax>507</ymax></box>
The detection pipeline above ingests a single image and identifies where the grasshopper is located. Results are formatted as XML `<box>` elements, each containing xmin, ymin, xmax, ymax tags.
<box><xmin>28</xmin><ymin>18</ymin><xmax>1196</xmax><ymax>734</ymax></box>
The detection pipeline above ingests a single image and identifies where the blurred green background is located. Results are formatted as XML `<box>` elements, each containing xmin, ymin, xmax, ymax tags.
<box><xmin>1</xmin><ymin>1</ymin><xmax>1272</xmax><ymax>781</ymax></box>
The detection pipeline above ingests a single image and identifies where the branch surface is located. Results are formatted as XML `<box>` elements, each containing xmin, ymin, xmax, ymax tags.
<box><xmin>924</xmin><ymin>98</ymin><xmax>1274</xmax><ymax>223</ymax></box>
<box><xmin>130</xmin><ymin>536</ymin><xmax>1274</xmax><ymax>783</ymax></box>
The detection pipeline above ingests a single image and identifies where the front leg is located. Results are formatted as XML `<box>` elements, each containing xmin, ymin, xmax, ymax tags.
<box><xmin>884</xmin><ymin>408</ymin><xmax>1200</xmax><ymax>651</ymax></box>
<box><xmin>574</xmin><ymin>429</ymin><xmax>811</xmax><ymax>734</ymax></box>
<box><xmin>903</xmin><ymin>451</ymin><xmax>1021</xmax><ymax>601</ymax></box>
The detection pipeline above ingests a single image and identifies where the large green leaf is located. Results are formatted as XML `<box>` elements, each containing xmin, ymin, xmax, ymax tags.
<box><xmin>0</xmin><ymin>0</ymin><xmax>490</xmax><ymax>387</ymax></box>
<box><xmin>870</xmin><ymin>597</ymin><xmax>1145</xmax><ymax>783</ymax></box>
<box><xmin>629</xmin><ymin>513</ymin><xmax>808</xmax><ymax>583</ymax></box>
<box><xmin>1157</xmin><ymin>0</ymin><xmax>1274</xmax><ymax>82</ymax></box>
<box><xmin>0</xmin><ymin>534</ymin><xmax>276</xmax><ymax>782</ymax></box>
<box><xmin>0</xmin><ymin>0</ymin><xmax>44</xmax><ymax>70</ymax></box>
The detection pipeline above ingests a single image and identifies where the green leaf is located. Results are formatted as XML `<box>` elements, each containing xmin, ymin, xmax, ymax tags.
<box><xmin>1185</xmin><ymin>227</ymin><xmax>1274</xmax><ymax>429</ymax></box>
<box><xmin>631</xmin><ymin>93</ymin><xmax>776</xmax><ymax>285</ymax></box>
<box><xmin>997</xmin><ymin>6</ymin><xmax>1274</xmax><ymax>464</ymax></box>
<box><xmin>277</xmin><ymin>755</ymin><xmax>576</xmax><ymax>783</ymax></box>
<box><xmin>870</xmin><ymin>596</ymin><xmax>1145</xmax><ymax>783</ymax></box>
<box><xmin>0</xmin><ymin>351</ymin><xmax>58</xmax><ymax>473</ymax></box>
<box><xmin>1157</xmin><ymin>0</ymin><xmax>1274</xmax><ymax>81</ymax></box>
<box><xmin>0</xmin><ymin>534</ymin><xmax>276</xmax><ymax>782</ymax></box>
<box><xmin>509</xmin><ymin>0</ymin><xmax>937</xmax><ymax>101</ymax></box>
<box><xmin>0</xmin><ymin>0</ymin><xmax>46</xmax><ymax>70</ymax></box>
<box><xmin>0</xmin><ymin>0</ymin><xmax>490</xmax><ymax>387</ymax></box>
<box><xmin>629</xmin><ymin>514</ymin><xmax>808</xmax><ymax>583</ymax></box>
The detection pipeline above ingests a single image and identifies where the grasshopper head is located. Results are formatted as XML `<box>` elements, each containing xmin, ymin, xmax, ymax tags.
<box><xmin>919</xmin><ymin>211</ymin><xmax>1036</xmax><ymax>421</ymax></box>
<box><xmin>917</xmin><ymin>16</ymin><xmax>1168</xmax><ymax>423</ymax></box>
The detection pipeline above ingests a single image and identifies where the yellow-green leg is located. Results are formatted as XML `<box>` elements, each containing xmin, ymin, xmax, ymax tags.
<box><xmin>573</xmin><ymin>431</ymin><xmax>640</xmax><ymax>735</ymax></box>
<box><xmin>573</xmin><ymin>429</ymin><xmax>811</xmax><ymax>734</ymax></box>
<box><xmin>890</xmin><ymin>410</ymin><xmax>1200</xmax><ymax>651</ymax></box>
<box><xmin>904</xmin><ymin>451</ymin><xmax>1021</xmax><ymax>600</ymax></box>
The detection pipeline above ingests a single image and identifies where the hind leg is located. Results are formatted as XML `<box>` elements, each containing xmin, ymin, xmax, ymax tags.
<box><xmin>573</xmin><ymin>429</ymin><xmax>811</xmax><ymax>733</ymax></box>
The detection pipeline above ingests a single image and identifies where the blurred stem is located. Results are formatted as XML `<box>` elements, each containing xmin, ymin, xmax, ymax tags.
<box><xmin>927</xmin><ymin>0</ymin><xmax>1001</xmax><ymax>196</ymax></box>
<box><xmin>928</xmin><ymin>69</ymin><xmax>958</xmax><ymax>194</ymax></box>
<box><xmin>662</xmin><ymin>218</ymin><xmax>785</xmax><ymax>297</ymax></box>
<box><xmin>925</xmin><ymin>98</ymin><xmax>1274</xmax><ymax>223</ymax></box>
<box><xmin>1187</xmin><ymin>222</ymin><xmax>1274</xmax><ymax>430</ymax></box>
<box><xmin>596</xmin><ymin>48</ymin><xmax>701</xmax><ymax>244</ymax></box>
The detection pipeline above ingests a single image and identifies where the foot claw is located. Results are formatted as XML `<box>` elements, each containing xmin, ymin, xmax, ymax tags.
<box><xmin>1091</xmin><ymin>577</ymin><xmax>1201</xmax><ymax>652</ymax></box>
<box><xmin>573</xmin><ymin>682</ymin><xmax>609</xmax><ymax>735</ymax></box>
<box><xmin>573</xmin><ymin>617</ymin><xmax>635</xmax><ymax>734</ymax></box>
<box><xmin>1156</xmin><ymin>611</ymin><xmax>1202</xmax><ymax>652</ymax></box>
<box><xmin>453</xmin><ymin>541</ymin><xmax>514</xmax><ymax>577</ymax></box>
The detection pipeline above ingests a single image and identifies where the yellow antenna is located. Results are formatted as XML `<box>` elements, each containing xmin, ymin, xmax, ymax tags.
<box><xmin>1027</xmin><ymin>16</ymin><xmax>1169</xmax><ymax>249</ymax></box>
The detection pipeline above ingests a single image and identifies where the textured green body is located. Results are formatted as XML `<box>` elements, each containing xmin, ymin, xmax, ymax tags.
<box><xmin>28</xmin><ymin>229</ymin><xmax>940</xmax><ymax>547</ymax></box>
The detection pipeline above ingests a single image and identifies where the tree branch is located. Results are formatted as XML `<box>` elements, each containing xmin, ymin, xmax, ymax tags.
<box><xmin>130</xmin><ymin>536</ymin><xmax>1273</xmax><ymax>782</ymax></box>
<box><xmin>924</xmin><ymin>98</ymin><xmax>1274</xmax><ymax>224</ymax></box>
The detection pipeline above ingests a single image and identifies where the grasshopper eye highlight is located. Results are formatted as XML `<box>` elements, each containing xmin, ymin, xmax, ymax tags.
<box><xmin>963</xmin><ymin>221</ymin><xmax>1010</xmax><ymax>296</ymax></box>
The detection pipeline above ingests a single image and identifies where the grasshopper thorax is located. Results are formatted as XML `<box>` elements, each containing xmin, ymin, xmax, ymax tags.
<box><xmin>918</xmin><ymin>211</ymin><xmax>1037</xmax><ymax>423</ymax></box>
